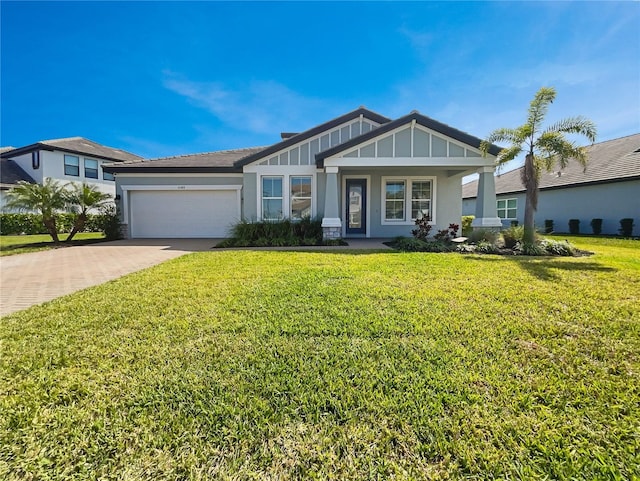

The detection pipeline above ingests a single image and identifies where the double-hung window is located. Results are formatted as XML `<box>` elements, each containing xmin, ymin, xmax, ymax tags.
<box><xmin>290</xmin><ymin>176</ymin><xmax>312</xmax><ymax>220</ymax></box>
<box><xmin>103</xmin><ymin>170</ymin><xmax>115</xmax><ymax>181</ymax></box>
<box><xmin>383</xmin><ymin>177</ymin><xmax>434</xmax><ymax>224</ymax></box>
<box><xmin>497</xmin><ymin>198</ymin><xmax>517</xmax><ymax>219</ymax></box>
<box><xmin>84</xmin><ymin>158</ymin><xmax>98</xmax><ymax>179</ymax></box>
<box><xmin>64</xmin><ymin>155</ymin><xmax>80</xmax><ymax>176</ymax></box>
<box><xmin>262</xmin><ymin>176</ymin><xmax>283</xmax><ymax>221</ymax></box>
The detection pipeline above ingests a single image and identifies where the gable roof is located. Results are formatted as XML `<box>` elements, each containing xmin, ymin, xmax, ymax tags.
<box><xmin>103</xmin><ymin>147</ymin><xmax>265</xmax><ymax>173</ymax></box>
<box><xmin>0</xmin><ymin>159</ymin><xmax>36</xmax><ymax>189</ymax></box>
<box><xmin>0</xmin><ymin>137</ymin><xmax>143</xmax><ymax>163</ymax></box>
<box><xmin>315</xmin><ymin>110</ymin><xmax>502</xmax><ymax>167</ymax></box>
<box><xmin>232</xmin><ymin>107</ymin><xmax>391</xmax><ymax>168</ymax></box>
<box><xmin>462</xmin><ymin>133</ymin><xmax>640</xmax><ymax>198</ymax></box>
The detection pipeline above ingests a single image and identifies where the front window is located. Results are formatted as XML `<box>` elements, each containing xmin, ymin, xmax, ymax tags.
<box><xmin>290</xmin><ymin>176</ymin><xmax>312</xmax><ymax>220</ymax></box>
<box><xmin>497</xmin><ymin>198</ymin><xmax>517</xmax><ymax>219</ymax></box>
<box><xmin>84</xmin><ymin>158</ymin><xmax>98</xmax><ymax>179</ymax></box>
<box><xmin>262</xmin><ymin>176</ymin><xmax>283</xmax><ymax>221</ymax></box>
<box><xmin>385</xmin><ymin>180</ymin><xmax>405</xmax><ymax>221</ymax></box>
<box><xmin>411</xmin><ymin>180</ymin><xmax>431</xmax><ymax>220</ymax></box>
<box><xmin>64</xmin><ymin>155</ymin><xmax>79</xmax><ymax>176</ymax></box>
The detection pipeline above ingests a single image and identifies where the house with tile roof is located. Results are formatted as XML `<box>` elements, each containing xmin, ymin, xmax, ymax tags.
<box><xmin>462</xmin><ymin>133</ymin><xmax>640</xmax><ymax>235</ymax></box>
<box><xmin>104</xmin><ymin>107</ymin><xmax>503</xmax><ymax>239</ymax></box>
<box><xmin>0</xmin><ymin>137</ymin><xmax>143</xmax><ymax>211</ymax></box>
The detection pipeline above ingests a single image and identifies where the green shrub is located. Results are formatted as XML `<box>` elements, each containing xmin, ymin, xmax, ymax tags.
<box><xmin>220</xmin><ymin>218</ymin><xmax>324</xmax><ymax>247</ymax></box>
<box><xmin>0</xmin><ymin>213</ymin><xmax>109</xmax><ymax>236</ymax></box>
<box><xmin>569</xmin><ymin>219</ymin><xmax>580</xmax><ymax>234</ymax></box>
<box><xmin>468</xmin><ymin>228</ymin><xmax>500</xmax><ymax>244</ymax></box>
<box><xmin>544</xmin><ymin>219</ymin><xmax>554</xmax><ymax>234</ymax></box>
<box><xmin>394</xmin><ymin>237</ymin><xmax>428</xmax><ymax>252</ymax></box>
<box><xmin>461</xmin><ymin>215</ymin><xmax>474</xmax><ymax>236</ymax></box>
<box><xmin>519</xmin><ymin>242</ymin><xmax>546</xmax><ymax>256</ymax></box>
<box><xmin>540</xmin><ymin>239</ymin><xmax>575</xmax><ymax>256</ymax></box>
<box><xmin>619</xmin><ymin>218</ymin><xmax>634</xmax><ymax>237</ymax></box>
<box><xmin>501</xmin><ymin>225</ymin><xmax>524</xmax><ymax>249</ymax></box>
<box><xmin>476</xmin><ymin>240</ymin><xmax>499</xmax><ymax>254</ymax></box>
<box><xmin>590</xmin><ymin>218</ymin><xmax>603</xmax><ymax>235</ymax></box>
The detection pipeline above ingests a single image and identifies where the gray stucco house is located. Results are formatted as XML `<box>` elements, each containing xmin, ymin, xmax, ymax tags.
<box><xmin>104</xmin><ymin>108</ymin><xmax>503</xmax><ymax>239</ymax></box>
<box><xmin>462</xmin><ymin>133</ymin><xmax>640</xmax><ymax>235</ymax></box>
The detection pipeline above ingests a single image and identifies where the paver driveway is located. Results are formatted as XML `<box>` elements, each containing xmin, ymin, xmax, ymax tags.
<box><xmin>0</xmin><ymin>239</ymin><xmax>217</xmax><ymax>317</ymax></box>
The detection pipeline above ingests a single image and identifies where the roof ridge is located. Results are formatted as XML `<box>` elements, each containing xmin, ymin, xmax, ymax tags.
<box><xmin>145</xmin><ymin>146</ymin><xmax>268</xmax><ymax>162</ymax></box>
<box><xmin>40</xmin><ymin>136</ymin><xmax>86</xmax><ymax>143</ymax></box>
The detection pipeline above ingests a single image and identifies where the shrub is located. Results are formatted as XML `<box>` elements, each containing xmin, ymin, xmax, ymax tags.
<box><xmin>540</xmin><ymin>239</ymin><xmax>575</xmax><ymax>256</ymax></box>
<box><xmin>411</xmin><ymin>216</ymin><xmax>432</xmax><ymax>241</ymax></box>
<box><xmin>468</xmin><ymin>228</ymin><xmax>500</xmax><ymax>244</ymax></box>
<box><xmin>475</xmin><ymin>240</ymin><xmax>499</xmax><ymax>254</ymax></box>
<box><xmin>569</xmin><ymin>219</ymin><xmax>580</xmax><ymax>234</ymax></box>
<box><xmin>461</xmin><ymin>215</ymin><xmax>474</xmax><ymax>236</ymax></box>
<box><xmin>544</xmin><ymin>219</ymin><xmax>554</xmax><ymax>234</ymax></box>
<box><xmin>519</xmin><ymin>242</ymin><xmax>546</xmax><ymax>256</ymax></box>
<box><xmin>501</xmin><ymin>225</ymin><xmax>524</xmax><ymax>249</ymax></box>
<box><xmin>590</xmin><ymin>218</ymin><xmax>603</xmax><ymax>235</ymax></box>
<box><xmin>394</xmin><ymin>237</ymin><xmax>428</xmax><ymax>252</ymax></box>
<box><xmin>219</xmin><ymin>218</ymin><xmax>324</xmax><ymax>248</ymax></box>
<box><xmin>510</xmin><ymin>220</ymin><xmax>519</xmax><ymax>227</ymax></box>
<box><xmin>619</xmin><ymin>218</ymin><xmax>634</xmax><ymax>237</ymax></box>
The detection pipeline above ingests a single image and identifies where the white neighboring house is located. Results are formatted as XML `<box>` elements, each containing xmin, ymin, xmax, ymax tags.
<box><xmin>0</xmin><ymin>137</ymin><xmax>142</xmax><ymax>211</ymax></box>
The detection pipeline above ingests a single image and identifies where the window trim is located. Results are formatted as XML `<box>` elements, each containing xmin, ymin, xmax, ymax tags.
<box><xmin>497</xmin><ymin>198</ymin><xmax>517</xmax><ymax>220</ymax></box>
<box><xmin>84</xmin><ymin>158</ymin><xmax>99</xmax><ymax>179</ymax></box>
<box><xmin>257</xmin><ymin>171</ymin><xmax>316</xmax><ymax>221</ymax></box>
<box><xmin>64</xmin><ymin>154</ymin><xmax>80</xmax><ymax>177</ymax></box>
<box><xmin>261</xmin><ymin>176</ymin><xmax>284</xmax><ymax>221</ymax></box>
<box><xmin>381</xmin><ymin>176</ymin><xmax>436</xmax><ymax>225</ymax></box>
<box><xmin>290</xmin><ymin>175</ymin><xmax>312</xmax><ymax>220</ymax></box>
<box><xmin>103</xmin><ymin>169</ymin><xmax>115</xmax><ymax>181</ymax></box>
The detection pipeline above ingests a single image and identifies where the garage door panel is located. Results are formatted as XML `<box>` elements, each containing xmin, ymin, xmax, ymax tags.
<box><xmin>130</xmin><ymin>190</ymin><xmax>239</xmax><ymax>238</ymax></box>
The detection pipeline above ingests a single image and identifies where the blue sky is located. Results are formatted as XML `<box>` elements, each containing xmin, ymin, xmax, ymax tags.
<box><xmin>2</xmin><ymin>1</ymin><xmax>639</xmax><ymax>171</ymax></box>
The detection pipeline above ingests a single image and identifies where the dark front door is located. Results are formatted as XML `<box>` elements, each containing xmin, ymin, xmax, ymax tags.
<box><xmin>346</xmin><ymin>179</ymin><xmax>366</xmax><ymax>236</ymax></box>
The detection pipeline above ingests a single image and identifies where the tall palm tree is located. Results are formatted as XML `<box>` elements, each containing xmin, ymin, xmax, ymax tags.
<box><xmin>481</xmin><ymin>87</ymin><xmax>597</xmax><ymax>245</ymax></box>
<box><xmin>5</xmin><ymin>178</ymin><xmax>67</xmax><ymax>243</ymax></box>
<box><xmin>64</xmin><ymin>182</ymin><xmax>113</xmax><ymax>242</ymax></box>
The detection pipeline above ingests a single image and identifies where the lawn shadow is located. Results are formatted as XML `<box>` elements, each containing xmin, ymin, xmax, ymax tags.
<box><xmin>465</xmin><ymin>255</ymin><xmax>616</xmax><ymax>281</ymax></box>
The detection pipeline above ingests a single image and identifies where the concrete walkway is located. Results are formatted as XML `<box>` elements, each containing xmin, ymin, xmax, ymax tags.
<box><xmin>0</xmin><ymin>238</ymin><xmax>392</xmax><ymax>317</ymax></box>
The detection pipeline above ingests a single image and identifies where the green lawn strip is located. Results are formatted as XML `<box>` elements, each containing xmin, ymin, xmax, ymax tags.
<box><xmin>0</xmin><ymin>232</ymin><xmax>106</xmax><ymax>256</ymax></box>
<box><xmin>1</xmin><ymin>242</ymin><xmax>639</xmax><ymax>479</ymax></box>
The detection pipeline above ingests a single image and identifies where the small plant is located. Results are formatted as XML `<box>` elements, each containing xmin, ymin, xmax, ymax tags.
<box><xmin>590</xmin><ymin>218</ymin><xmax>603</xmax><ymax>235</ymax></box>
<box><xmin>569</xmin><ymin>219</ymin><xmax>580</xmax><ymax>234</ymax></box>
<box><xmin>544</xmin><ymin>219</ymin><xmax>554</xmax><ymax>234</ymax></box>
<box><xmin>394</xmin><ymin>237</ymin><xmax>428</xmax><ymax>252</ymax></box>
<box><xmin>475</xmin><ymin>240</ymin><xmax>499</xmax><ymax>254</ymax></box>
<box><xmin>461</xmin><ymin>216</ymin><xmax>474</xmax><ymax>236</ymax></box>
<box><xmin>468</xmin><ymin>228</ymin><xmax>500</xmax><ymax>244</ymax></box>
<box><xmin>520</xmin><ymin>242</ymin><xmax>546</xmax><ymax>256</ymax></box>
<box><xmin>540</xmin><ymin>239</ymin><xmax>575</xmax><ymax>256</ymax></box>
<box><xmin>411</xmin><ymin>216</ymin><xmax>432</xmax><ymax>241</ymax></box>
<box><xmin>501</xmin><ymin>225</ymin><xmax>524</xmax><ymax>249</ymax></box>
<box><xmin>619</xmin><ymin>218</ymin><xmax>634</xmax><ymax>237</ymax></box>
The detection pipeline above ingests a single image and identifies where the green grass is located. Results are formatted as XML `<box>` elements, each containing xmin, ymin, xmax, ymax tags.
<box><xmin>0</xmin><ymin>232</ymin><xmax>106</xmax><ymax>256</ymax></box>
<box><xmin>1</xmin><ymin>238</ymin><xmax>638</xmax><ymax>480</ymax></box>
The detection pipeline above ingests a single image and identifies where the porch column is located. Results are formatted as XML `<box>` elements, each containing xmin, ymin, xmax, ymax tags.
<box><xmin>471</xmin><ymin>166</ymin><xmax>502</xmax><ymax>229</ymax></box>
<box><xmin>321</xmin><ymin>166</ymin><xmax>342</xmax><ymax>240</ymax></box>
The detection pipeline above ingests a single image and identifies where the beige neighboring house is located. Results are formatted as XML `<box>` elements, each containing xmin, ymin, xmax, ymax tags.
<box><xmin>1</xmin><ymin>137</ymin><xmax>142</xmax><ymax>211</ymax></box>
<box><xmin>462</xmin><ymin>133</ymin><xmax>640</xmax><ymax>235</ymax></box>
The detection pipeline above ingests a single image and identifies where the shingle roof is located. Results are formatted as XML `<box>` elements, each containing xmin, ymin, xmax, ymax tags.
<box><xmin>0</xmin><ymin>159</ymin><xmax>36</xmax><ymax>189</ymax></box>
<box><xmin>315</xmin><ymin>110</ymin><xmax>502</xmax><ymax>166</ymax></box>
<box><xmin>103</xmin><ymin>147</ymin><xmax>266</xmax><ymax>173</ymax></box>
<box><xmin>0</xmin><ymin>137</ymin><xmax>142</xmax><ymax>163</ymax></box>
<box><xmin>462</xmin><ymin>133</ymin><xmax>640</xmax><ymax>198</ymax></box>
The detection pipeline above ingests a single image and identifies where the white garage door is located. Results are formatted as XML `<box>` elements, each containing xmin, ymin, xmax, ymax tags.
<box><xmin>130</xmin><ymin>190</ymin><xmax>239</xmax><ymax>238</ymax></box>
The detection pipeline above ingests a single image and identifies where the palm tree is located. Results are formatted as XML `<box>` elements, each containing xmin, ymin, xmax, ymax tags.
<box><xmin>64</xmin><ymin>182</ymin><xmax>113</xmax><ymax>242</ymax></box>
<box><xmin>5</xmin><ymin>178</ymin><xmax>67</xmax><ymax>243</ymax></box>
<box><xmin>481</xmin><ymin>87</ymin><xmax>597</xmax><ymax>245</ymax></box>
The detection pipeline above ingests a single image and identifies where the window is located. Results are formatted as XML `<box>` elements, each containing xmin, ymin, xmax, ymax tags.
<box><xmin>290</xmin><ymin>176</ymin><xmax>312</xmax><ymax>220</ymax></box>
<box><xmin>84</xmin><ymin>158</ymin><xmax>98</xmax><ymax>179</ymax></box>
<box><xmin>385</xmin><ymin>180</ymin><xmax>406</xmax><ymax>221</ymax></box>
<box><xmin>382</xmin><ymin>177</ymin><xmax>434</xmax><ymax>224</ymax></box>
<box><xmin>497</xmin><ymin>198</ymin><xmax>517</xmax><ymax>219</ymax></box>
<box><xmin>103</xmin><ymin>170</ymin><xmax>115</xmax><ymax>181</ymax></box>
<box><xmin>32</xmin><ymin>151</ymin><xmax>40</xmax><ymax>170</ymax></box>
<box><xmin>262</xmin><ymin>176</ymin><xmax>283</xmax><ymax>220</ymax></box>
<box><xmin>64</xmin><ymin>155</ymin><xmax>79</xmax><ymax>176</ymax></box>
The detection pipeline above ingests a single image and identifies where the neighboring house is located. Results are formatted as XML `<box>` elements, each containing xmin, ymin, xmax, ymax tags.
<box><xmin>104</xmin><ymin>107</ymin><xmax>503</xmax><ymax>239</ymax></box>
<box><xmin>462</xmin><ymin>133</ymin><xmax>640</xmax><ymax>235</ymax></box>
<box><xmin>1</xmin><ymin>146</ymin><xmax>35</xmax><ymax>211</ymax></box>
<box><xmin>0</xmin><ymin>137</ymin><xmax>143</xmax><ymax>211</ymax></box>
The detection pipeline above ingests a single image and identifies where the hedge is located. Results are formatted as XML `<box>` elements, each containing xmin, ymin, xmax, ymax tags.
<box><xmin>0</xmin><ymin>213</ymin><xmax>110</xmax><ymax>236</ymax></box>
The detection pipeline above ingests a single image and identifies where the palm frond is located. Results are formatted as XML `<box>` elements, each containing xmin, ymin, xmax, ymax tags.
<box><xmin>480</xmin><ymin>127</ymin><xmax>526</xmax><ymax>157</ymax></box>
<box><xmin>526</xmin><ymin>87</ymin><xmax>556</xmax><ymax>135</ymax></box>
<box><xmin>543</xmin><ymin>116</ymin><xmax>597</xmax><ymax>143</ymax></box>
<box><xmin>537</xmin><ymin>133</ymin><xmax>587</xmax><ymax>171</ymax></box>
<box><xmin>495</xmin><ymin>145</ymin><xmax>523</xmax><ymax>167</ymax></box>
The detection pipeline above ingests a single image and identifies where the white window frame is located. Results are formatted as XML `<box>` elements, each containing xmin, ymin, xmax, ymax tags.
<box><xmin>64</xmin><ymin>154</ymin><xmax>80</xmax><ymax>177</ymax></box>
<box><xmin>497</xmin><ymin>198</ymin><xmax>517</xmax><ymax>220</ymax></box>
<box><xmin>381</xmin><ymin>176</ymin><xmax>436</xmax><ymax>225</ymax></box>
<box><xmin>256</xmin><ymin>169</ymin><xmax>316</xmax><ymax>221</ymax></box>
<box><xmin>290</xmin><ymin>176</ymin><xmax>313</xmax><ymax>220</ymax></box>
<box><xmin>261</xmin><ymin>176</ymin><xmax>284</xmax><ymax>221</ymax></box>
<box><xmin>84</xmin><ymin>158</ymin><xmax>99</xmax><ymax>179</ymax></box>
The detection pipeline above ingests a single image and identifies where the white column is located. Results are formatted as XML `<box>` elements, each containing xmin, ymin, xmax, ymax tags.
<box><xmin>321</xmin><ymin>166</ymin><xmax>342</xmax><ymax>238</ymax></box>
<box><xmin>471</xmin><ymin>166</ymin><xmax>502</xmax><ymax>228</ymax></box>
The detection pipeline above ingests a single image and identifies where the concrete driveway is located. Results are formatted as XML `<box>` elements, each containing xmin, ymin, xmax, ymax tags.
<box><xmin>0</xmin><ymin>239</ymin><xmax>218</xmax><ymax>317</ymax></box>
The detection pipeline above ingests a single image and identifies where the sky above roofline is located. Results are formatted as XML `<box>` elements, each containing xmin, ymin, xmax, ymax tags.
<box><xmin>1</xmin><ymin>1</ymin><xmax>638</xmax><ymax>175</ymax></box>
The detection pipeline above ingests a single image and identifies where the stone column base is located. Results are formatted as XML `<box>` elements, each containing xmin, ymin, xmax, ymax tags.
<box><xmin>119</xmin><ymin>223</ymin><xmax>129</xmax><ymax>239</ymax></box>
<box><xmin>322</xmin><ymin>226</ymin><xmax>342</xmax><ymax>240</ymax></box>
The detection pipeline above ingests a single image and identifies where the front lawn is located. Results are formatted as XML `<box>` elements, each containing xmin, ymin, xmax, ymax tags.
<box><xmin>1</xmin><ymin>239</ymin><xmax>638</xmax><ymax>479</ymax></box>
<box><xmin>0</xmin><ymin>232</ymin><xmax>106</xmax><ymax>256</ymax></box>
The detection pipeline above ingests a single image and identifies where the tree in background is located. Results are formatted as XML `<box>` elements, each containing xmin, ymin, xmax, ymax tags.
<box><xmin>64</xmin><ymin>182</ymin><xmax>113</xmax><ymax>242</ymax></box>
<box><xmin>481</xmin><ymin>87</ymin><xmax>597</xmax><ymax>245</ymax></box>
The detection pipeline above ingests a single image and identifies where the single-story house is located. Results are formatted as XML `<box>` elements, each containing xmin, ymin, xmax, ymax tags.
<box><xmin>462</xmin><ymin>133</ymin><xmax>640</xmax><ymax>235</ymax></box>
<box><xmin>0</xmin><ymin>137</ymin><xmax>143</xmax><ymax>211</ymax></box>
<box><xmin>104</xmin><ymin>107</ymin><xmax>503</xmax><ymax>239</ymax></box>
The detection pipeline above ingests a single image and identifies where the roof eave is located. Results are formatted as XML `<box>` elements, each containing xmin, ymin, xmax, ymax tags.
<box><xmin>102</xmin><ymin>165</ymin><xmax>242</xmax><ymax>174</ymax></box>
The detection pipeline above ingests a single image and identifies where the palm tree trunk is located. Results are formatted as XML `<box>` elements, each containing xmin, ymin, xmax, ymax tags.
<box><xmin>522</xmin><ymin>153</ymin><xmax>539</xmax><ymax>245</ymax></box>
<box><xmin>43</xmin><ymin>216</ymin><xmax>60</xmax><ymax>243</ymax></box>
<box><xmin>66</xmin><ymin>212</ymin><xmax>86</xmax><ymax>242</ymax></box>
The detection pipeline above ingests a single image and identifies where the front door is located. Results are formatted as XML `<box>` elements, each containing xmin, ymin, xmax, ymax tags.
<box><xmin>346</xmin><ymin>179</ymin><xmax>366</xmax><ymax>236</ymax></box>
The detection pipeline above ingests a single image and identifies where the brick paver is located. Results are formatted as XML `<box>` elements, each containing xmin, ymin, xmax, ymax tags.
<box><xmin>0</xmin><ymin>239</ymin><xmax>217</xmax><ymax>317</ymax></box>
